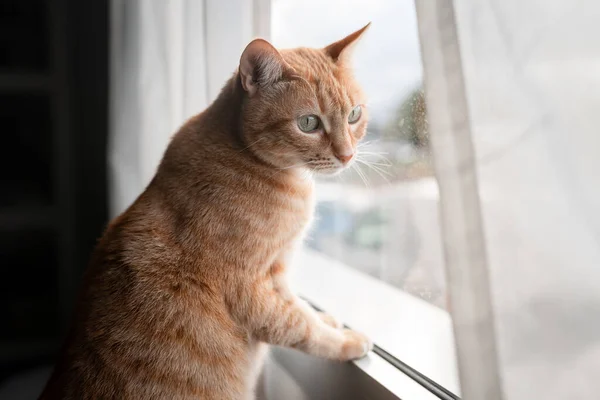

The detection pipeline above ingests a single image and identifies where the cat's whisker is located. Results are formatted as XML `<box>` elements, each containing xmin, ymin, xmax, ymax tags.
<box><xmin>237</xmin><ymin>137</ymin><xmax>265</xmax><ymax>153</ymax></box>
<box><xmin>356</xmin><ymin>158</ymin><xmax>393</xmax><ymax>175</ymax></box>
<box><xmin>373</xmin><ymin>163</ymin><xmax>393</xmax><ymax>176</ymax></box>
<box><xmin>358</xmin><ymin>151</ymin><xmax>389</xmax><ymax>156</ymax></box>
<box><xmin>352</xmin><ymin>162</ymin><xmax>369</xmax><ymax>188</ymax></box>
<box><xmin>356</xmin><ymin>158</ymin><xmax>393</xmax><ymax>168</ymax></box>
<box><xmin>357</xmin><ymin>141</ymin><xmax>372</xmax><ymax>147</ymax></box>
<box><xmin>357</xmin><ymin>140</ymin><xmax>379</xmax><ymax>149</ymax></box>
<box><xmin>350</xmin><ymin>163</ymin><xmax>363</xmax><ymax>186</ymax></box>
<box><xmin>357</xmin><ymin>163</ymin><xmax>371</xmax><ymax>188</ymax></box>
<box><xmin>356</xmin><ymin>159</ymin><xmax>392</xmax><ymax>184</ymax></box>
<box><xmin>357</xmin><ymin>164</ymin><xmax>389</xmax><ymax>184</ymax></box>
<box><xmin>357</xmin><ymin>160</ymin><xmax>393</xmax><ymax>170</ymax></box>
<box><xmin>356</xmin><ymin>152</ymin><xmax>393</xmax><ymax>166</ymax></box>
<box><xmin>356</xmin><ymin>152</ymin><xmax>391</xmax><ymax>161</ymax></box>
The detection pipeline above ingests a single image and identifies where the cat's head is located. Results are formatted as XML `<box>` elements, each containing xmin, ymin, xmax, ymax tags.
<box><xmin>238</xmin><ymin>24</ymin><xmax>370</xmax><ymax>176</ymax></box>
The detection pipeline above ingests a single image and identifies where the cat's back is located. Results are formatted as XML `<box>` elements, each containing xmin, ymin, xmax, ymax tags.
<box><xmin>40</xmin><ymin>198</ymin><xmax>251</xmax><ymax>399</ymax></box>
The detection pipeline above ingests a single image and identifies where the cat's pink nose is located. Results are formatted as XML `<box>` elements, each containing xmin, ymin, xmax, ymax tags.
<box><xmin>335</xmin><ymin>152</ymin><xmax>354</xmax><ymax>164</ymax></box>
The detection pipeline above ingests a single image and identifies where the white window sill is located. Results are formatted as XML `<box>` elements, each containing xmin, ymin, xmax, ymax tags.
<box><xmin>267</xmin><ymin>346</ymin><xmax>440</xmax><ymax>400</ymax></box>
<box><xmin>288</xmin><ymin>249</ymin><xmax>461</xmax><ymax>397</ymax></box>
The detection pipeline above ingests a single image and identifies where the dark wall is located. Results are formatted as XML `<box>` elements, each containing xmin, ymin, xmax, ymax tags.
<box><xmin>0</xmin><ymin>0</ymin><xmax>109</xmax><ymax>383</ymax></box>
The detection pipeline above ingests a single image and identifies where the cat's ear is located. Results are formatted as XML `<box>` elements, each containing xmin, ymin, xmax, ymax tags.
<box><xmin>324</xmin><ymin>22</ymin><xmax>371</xmax><ymax>64</ymax></box>
<box><xmin>239</xmin><ymin>39</ymin><xmax>291</xmax><ymax>97</ymax></box>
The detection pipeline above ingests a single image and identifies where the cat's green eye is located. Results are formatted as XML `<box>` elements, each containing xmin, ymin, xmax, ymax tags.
<box><xmin>297</xmin><ymin>114</ymin><xmax>321</xmax><ymax>133</ymax></box>
<box><xmin>348</xmin><ymin>105</ymin><xmax>362</xmax><ymax>124</ymax></box>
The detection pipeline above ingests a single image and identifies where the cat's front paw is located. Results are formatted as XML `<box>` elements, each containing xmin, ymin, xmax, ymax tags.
<box><xmin>318</xmin><ymin>312</ymin><xmax>343</xmax><ymax>329</ymax></box>
<box><xmin>340</xmin><ymin>329</ymin><xmax>373</xmax><ymax>361</ymax></box>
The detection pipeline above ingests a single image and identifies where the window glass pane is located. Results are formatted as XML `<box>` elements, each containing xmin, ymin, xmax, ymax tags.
<box><xmin>271</xmin><ymin>0</ymin><xmax>459</xmax><ymax>393</ymax></box>
<box><xmin>273</xmin><ymin>0</ymin><xmax>444</xmax><ymax>307</ymax></box>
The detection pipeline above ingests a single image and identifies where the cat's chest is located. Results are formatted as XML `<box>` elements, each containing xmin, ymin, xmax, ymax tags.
<box><xmin>270</xmin><ymin>182</ymin><xmax>314</xmax><ymax>231</ymax></box>
<box><xmin>255</xmin><ymin>178</ymin><xmax>315</xmax><ymax>239</ymax></box>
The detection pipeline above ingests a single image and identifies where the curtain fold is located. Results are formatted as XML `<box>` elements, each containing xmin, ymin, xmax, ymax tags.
<box><xmin>415</xmin><ymin>2</ymin><xmax>503</xmax><ymax>399</ymax></box>
<box><xmin>109</xmin><ymin>0</ymin><xmax>259</xmax><ymax>216</ymax></box>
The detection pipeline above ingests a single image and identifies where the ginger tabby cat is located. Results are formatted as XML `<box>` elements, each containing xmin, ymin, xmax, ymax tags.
<box><xmin>41</xmin><ymin>24</ymin><xmax>372</xmax><ymax>400</ymax></box>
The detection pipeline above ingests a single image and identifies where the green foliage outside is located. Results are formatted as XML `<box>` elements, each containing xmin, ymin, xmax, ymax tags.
<box><xmin>383</xmin><ymin>87</ymin><xmax>429</xmax><ymax>148</ymax></box>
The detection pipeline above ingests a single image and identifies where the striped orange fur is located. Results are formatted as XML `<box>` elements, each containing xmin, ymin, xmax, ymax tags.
<box><xmin>40</xmin><ymin>24</ymin><xmax>372</xmax><ymax>400</ymax></box>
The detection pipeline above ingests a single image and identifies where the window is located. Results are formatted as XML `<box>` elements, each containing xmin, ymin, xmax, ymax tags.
<box><xmin>271</xmin><ymin>0</ymin><xmax>460</xmax><ymax>397</ymax></box>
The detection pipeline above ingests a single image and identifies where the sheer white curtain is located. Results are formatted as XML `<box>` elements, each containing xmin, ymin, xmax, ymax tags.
<box><xmin>417</xmin><ymin>1</ymin><xmax>600</xmax><ymax>399</ymax></box>
<box><xmin>109</xmin><ymin>0</ymin><xmax>269</xmax><ymax>216</ymax></box>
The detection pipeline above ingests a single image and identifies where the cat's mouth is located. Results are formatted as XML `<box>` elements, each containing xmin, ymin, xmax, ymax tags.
<box><xmin>309</xmin><ymin>161</ymin><xmax>351</xmax><ymax>176</ymax></box>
